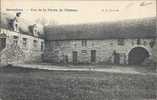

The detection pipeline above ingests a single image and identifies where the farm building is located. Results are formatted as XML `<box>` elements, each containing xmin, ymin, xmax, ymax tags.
<box><xmin>0</xmin><ymin>13</ymin><xmax>44</xmax><ymax>64</ymax></box>
<box><xmin>43</xmin><ymin>17</ymin><xmax>156</xmax><ymax>65</ymax></box>
<box><xmin>0</xmin><ymin>12</ymin><xmax>156</xmax><ymax>65</ymax></box>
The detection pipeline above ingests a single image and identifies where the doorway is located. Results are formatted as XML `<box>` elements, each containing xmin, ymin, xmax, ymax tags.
<box><xmin>91</xmin><ymin>50</ymin><xmax>96</xmax><ymax>63</ymax></box>
<box><xmin>114</xmin><ymin>52</ymin><xmax>120</xmax><ymax>64</ymax></box>
<box><xmin>128</xmin><ymin>47</ymin><xmax>149</xmax><ymax>65</ymax></box>
<box><xmin>72</xmin><ymin>51</ymin><xmax>78</xmax><ymax>64</ymax></box>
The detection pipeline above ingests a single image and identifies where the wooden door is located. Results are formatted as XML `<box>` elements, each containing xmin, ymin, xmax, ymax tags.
<box><xmin>72</xmin><ymin>51</ymin><xmax>78</xmax><ymax>64</ymax></box>
<box><xmin>91</xmin><ymin>50</ymin><xmax>96</xmax><ymax>63</ymax></box>
<box><xmin>114</xmin><ymin>53</ymin><xmax>120</xmax><ymax>64</ymax></box>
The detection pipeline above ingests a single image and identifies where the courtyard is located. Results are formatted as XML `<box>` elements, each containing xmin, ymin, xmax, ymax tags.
<box><xmin>0</xmin><ymin>64</ymin><xmax>156</xmax><ymax>100</ymax></box>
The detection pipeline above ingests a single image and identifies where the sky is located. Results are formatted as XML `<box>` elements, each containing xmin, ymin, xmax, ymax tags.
<box><xmin>1</xmin><ymin>0</ymin><xmax>156</xmax><ymax>25</ymax></box>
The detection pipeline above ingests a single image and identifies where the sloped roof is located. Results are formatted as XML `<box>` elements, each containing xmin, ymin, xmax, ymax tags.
<box><xmin>0</xmin><ymin>12</ymin><xmax>44</xmax><ymax>37</ymax></box>
<box><xmin>45</xmin><ymin>17</ymin><xmax>156</xmax><ymax>40</ymax></box>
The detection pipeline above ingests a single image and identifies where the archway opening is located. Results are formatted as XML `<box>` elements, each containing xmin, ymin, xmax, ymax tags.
<box><xmin>128</xmin><ymin>47</ymin><xmax>149</xmax><ymax>65</ymax></box>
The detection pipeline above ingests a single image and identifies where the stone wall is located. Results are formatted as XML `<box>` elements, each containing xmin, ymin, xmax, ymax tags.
<box><xmin>43</xmin><ymin>38</ymin><xmax>153</xmax><ymax>64</ymax></box>
<box><xmin>0</xmin><ymin>28</ymin><xmax>44</xmax><ymax>64</ymax></box>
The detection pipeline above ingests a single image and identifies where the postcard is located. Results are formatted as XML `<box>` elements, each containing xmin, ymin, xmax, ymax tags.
<box><xmin>0</xmin><ymin>0</ymin><xmax>156</xmax><ymax>100</ymax></box>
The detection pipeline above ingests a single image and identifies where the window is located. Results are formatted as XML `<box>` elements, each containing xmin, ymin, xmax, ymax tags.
<box><xmin>55</xmin><ymin>41</ymin><xmax>60</xmax><ymax>46</ymax></box>
<box><xmin>0</xmin><ymin>38</ymin><xmax>6</xmax><ymax>49</ymax></box>
<box><xmin>33</xmin><ymin>40</ymin><xmax>38</xmax><ymax>47</ymax></box>
<box><xmin>13</xmin><ymin>36</ymin><xmax>18</xmax><ymax>45</ymax></box>
<box><xmin>73</xmin><ymin>41</ymin><xmax>77</xmax><ymax>47</ymax></box>
<box><xmin>33</xmin><ymin>24</ymin><xmax>39</xmax><ymax>36</ymax></box>
<box><xmin>143</xmin><ymin>41</ymin><xmax>147</xmax><ymax>46</ymax></box>
<box><xmin>92</xmin><ymin>42</ymin><xmax>94</xmax><ymax>46</ymax></box>
<box><xmin>81</xmin><ymin>50</ymin><xmax>87</xmax><ymax>54</ymax></box>
<box><xmin>74</xmin><ymin>43</ymin><xmax>77</xmax><ymax>47</ymax></box>
<box><xmin>118</xmin><ymin>39</ymin><xmax>125</xmax><ymax>45</ymax></box>
<box><xmin>41</xmin><ymin>41</ymin><xmax>44</xmax><ymax>51</ymax></box>
<box><xmin>137</xmin><ymin>39</ymin><xmax>141</xmax><ymax>45</ymax></box>
<box><xmin>110</xmin><ymin>42</ymin><xmax>113</xmax><ymax>46</ymax></box>
<box><xmin>82</xmin><ymin>40</ymin><xmax>87</xmax><ymax>47</ymax></box>
<box><xmin>149</xmin><ymin>39</ymin><xmax>156</xmax><ymax>48</ymax></box>
<box><xmin>131</xmin><ymin>40</ymin><xmax>134</xmax><ymax>46</ymax></box>
<box><xmin>22</xmin><ymin>38</ymin><xmax>27</xmax><ymax>48</ymax></box>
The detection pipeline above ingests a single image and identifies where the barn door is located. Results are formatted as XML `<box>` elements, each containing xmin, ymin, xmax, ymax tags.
<box><xmin>128</xmin><ymin>47</ymin><xmax>149</xmax><ymax>65</ymax></box>
<box><xmin>91</xmin><ymin>50</ymin><xmax>96</xmax><ymax>63</ymax></box>
<box><xmin>72</xmin><ymin>51</ymin><xmax>78</xmax><ymax>64</ymax></box>
<box><xmin>114</xmin><ymin>53</ymin><xmax>120</xmax><ymax>64</ymax></box>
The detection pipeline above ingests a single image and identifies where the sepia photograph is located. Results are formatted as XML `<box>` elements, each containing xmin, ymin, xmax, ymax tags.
<box><xmin>0</xmin><ymin>0</ymin><xmax>157</xmax><ymax>100</ymax></box>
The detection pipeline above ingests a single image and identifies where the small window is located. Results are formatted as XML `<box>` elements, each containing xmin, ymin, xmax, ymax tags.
<box><xmin>33</xmin><ymin>40</ymin><xmax>38</xmax><ymax>47</ymax></box>
<box><xmin>81</xmin><ymin>50</ymin><xmax>87</xmax><ymax>54</ymax></box>
<box><xmin>32</xmin><ymin>24</ymin><xmax>39</xmax><ymax>36</ymax></box>
<box><xmin>13</xmin><ymin>36</ymin><xmax>18</xmax><ymax>45</ymax></box>
<box><xmin>82</xmin><ymin>40</ymin><xmax>87</xmax><ymax>47</ymax></box>
<box><xmin>22</xmin><ymin>38</ymin><xmax>27</xmax><ymax>47</ymax></box>
<box><xmin>74</xmin><ymin>43</ymin><xmax>77</xmax><ymax>47</ymax></box>
<box><xmin>41</xmin><ymin>41</ymin><xmax>44</xmax><ymax>51</ymax></box>
<box><xmin>92</xmin><ymin>42</ymin><xmax>94</xmax><ymax>46</ymax></box>
<box><xmin>110</xmin><ymin>42</ymin><xmax>113</xmax><ymax>46</ymax></box>
<box><xmin>0</xmin><ymin>38</ymin><xmax>6</xmax><ymax>49</ymax></box>
<box><xmin>131</xmin><ymin>40</ymin><xmax>134</xmax><ymax>46</ymax></box>
<box><xmin>13</xmin><ymin>36</ymin><xmax>18</xmax><ymax>40</ymax></box>
<box><xmin>143</xmin><ymin>41</ymin><xmax>147</xmax><ymax>46</ymax></box>
<box><xmin>118</xmin><ymin>39</ymin><xmax>125</xmax><ymax>45</ymax></box>
<box><xmin>73</xmin><ymin>41</ymin><xmax>77</xmax><ymax>47</ymax></box>
<box><xmin>149</xmin><ymin>39</ymin><xmax>156</xmax><ymax>48</ymax></box>
<box><xmin>137</xmin><ymin>39</ymin><xmax>141</xmax><ymax>45</ymax></box>
<box><xmin>55</xmin><ymin>41</ymin><xmax>60</xmax><ymax>46</ymax></box>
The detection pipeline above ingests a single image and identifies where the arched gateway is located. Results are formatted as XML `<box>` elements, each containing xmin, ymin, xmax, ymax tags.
<box><xmin>128</xmin><ymin>47</ymin><xmax>149</xmax><ymax>65</ymax></box>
